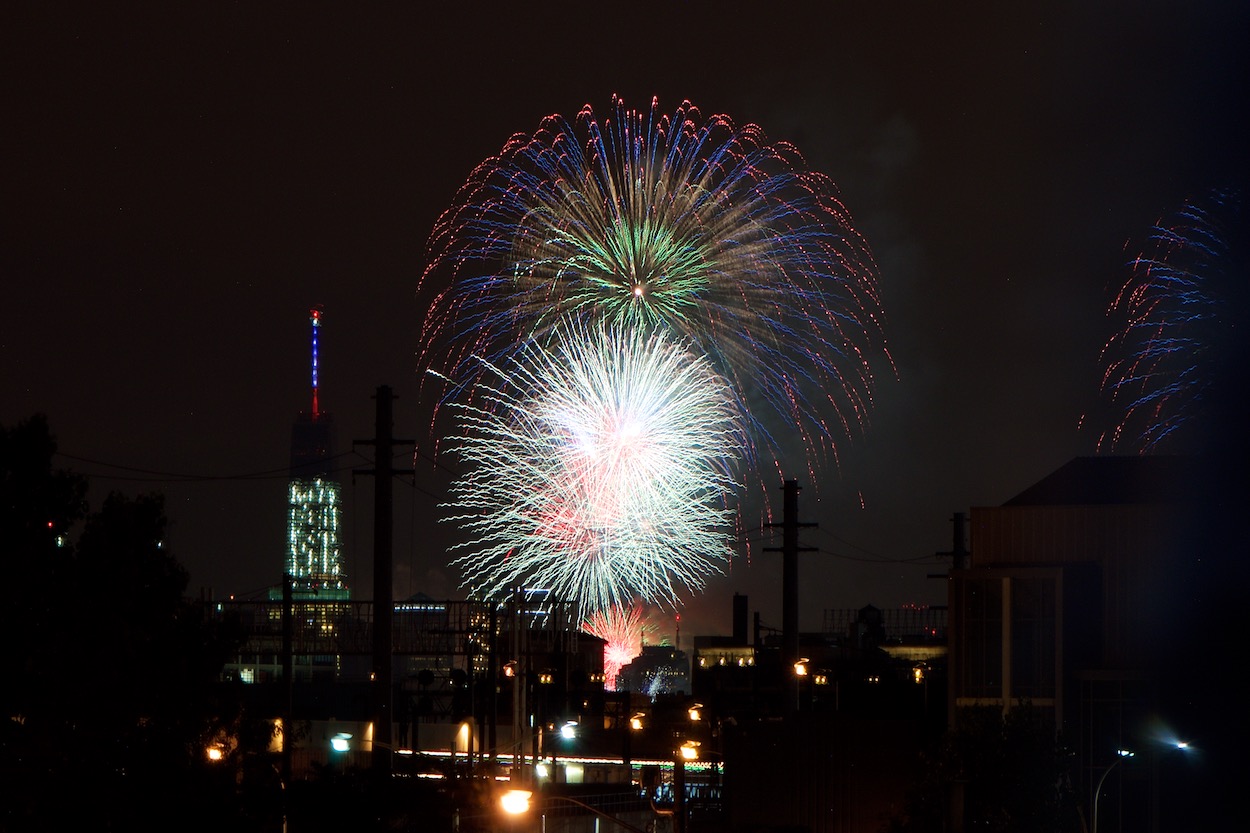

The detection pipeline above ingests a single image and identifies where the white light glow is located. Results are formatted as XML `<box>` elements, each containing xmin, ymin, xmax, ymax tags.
<box><xmin>501</xmin><ymin>789</ymin><xmax>532</xmax><ymax>815</ymax></box>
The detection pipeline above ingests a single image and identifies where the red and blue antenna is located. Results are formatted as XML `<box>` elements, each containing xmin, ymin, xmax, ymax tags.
<box><xmin>310</xmin><ymin>306</ymin><xmax>323</xmax><ymax>419</ymax></box>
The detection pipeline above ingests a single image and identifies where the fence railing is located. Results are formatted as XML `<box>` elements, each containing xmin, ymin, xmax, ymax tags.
<box><xmin>209</xmin><ymin>597</ymin><xmax>584</xmax><ymax>657</ymax></box>
<box><xmin>822</xmin><ymin>607</ymin><xmax>947</xmax><ymax>641</ymax></box>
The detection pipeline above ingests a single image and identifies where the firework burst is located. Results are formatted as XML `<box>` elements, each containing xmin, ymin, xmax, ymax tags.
<box><xmin>584</xmin><ymin>602</ymin><xmax>649</xmax><ymax>691</ymax></box>
<box><xmin>419</xmin><ymin>95</ymin><xmax>889</xmax><ymax>466</ymax></box>
<box><xmin>1092</xmin><ymin>188</ymin><xmax>1244</xmax><ymax>454</ymax></box>
<box><xmin>441</xmin><ymin>323</ymin><xmax>745</xmax><ymax>617</ymax></box>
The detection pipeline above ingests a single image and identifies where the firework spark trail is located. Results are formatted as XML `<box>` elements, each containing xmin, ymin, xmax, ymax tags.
<box><xmin>419</xmin><ymin>95</ymin><xmax>890</xmax><ymax>468</ymax></box>
<box><xmin>1095</xmin><ymin>188</ymin><xmax>1242</xmax><ymax>454</ymax></box>
<box><xmin>442</xmin><ymin>323</ymin><xmax>745</xmax><ymax>617</ymax></box>
<box><xmin>584</xmin><ymin>603</ymin><xmax>649</xmax><ymax>691</ymax></box>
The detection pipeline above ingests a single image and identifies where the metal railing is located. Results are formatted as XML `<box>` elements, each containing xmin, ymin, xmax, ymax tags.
<box><xmin>822</xmin><ymin>606</ymin><xmax>947</xmax><ymax>641</ymax></box>
<box><xmin>209</xmin><ymin>597</ymin><xmax>584</xmax><ymax>657</ymax></box>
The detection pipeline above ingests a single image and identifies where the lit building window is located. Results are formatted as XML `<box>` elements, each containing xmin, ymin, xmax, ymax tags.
<box><xmin>286</xmin><ymin>477</ymin><xmax>347</xmax><ymax>597</ymax></box>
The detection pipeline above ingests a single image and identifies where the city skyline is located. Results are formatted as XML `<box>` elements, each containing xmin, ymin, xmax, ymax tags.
<box><xmin>4</xmin><ymin>2</ymin><xmax>1246</xmax><ymax>639</ymax></box>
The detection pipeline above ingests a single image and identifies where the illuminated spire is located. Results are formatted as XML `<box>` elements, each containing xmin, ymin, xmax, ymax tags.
<box><xmin>310</xmin><ymin>306</ymin><xmax>322</xmax><ymax>419</ymax></box>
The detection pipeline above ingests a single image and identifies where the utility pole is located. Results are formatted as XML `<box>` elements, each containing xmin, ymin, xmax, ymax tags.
<box><xmin>931</xmin><ymin>511</ymin><xmax>967</xmax><ymax>732</ymax></box>
<box><xmin>764</xmin><ymin>479</ymin><xmax>816</xmax><ymax>713</ymax></box>
<box><xmin>946</xmin><ymin>512</ymin><xmax>969</xmax><ymax>570</ymax></box>
<box><xmin>929</xmin><ymin>512</ymin><xmax>969</xmax><ymax>579</ymax></box>
<box><xmin>354</xmin><ymin>385</ymin><xmax>413</xmax><ymax>777</ymax></box>
<box><xmin>281</xmin><ymin>572</ymin><xmax>293</xmax><ymax>788</ymax></box>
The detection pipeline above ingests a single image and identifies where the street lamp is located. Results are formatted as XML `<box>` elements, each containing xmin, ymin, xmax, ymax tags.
<box><xmin>793</xmin><ymin>658</ymin><xmax>809</xmax><ymax>711</ymax></box>
<box><xmin>499</xmin><ymin>789</ymin><xmax>650</xmax><ymax>833</ymax></box>
<box><xmin>1092</xmin><ymin>749</ymin><xmax>1134</xmax><ymax>833</ymax></box>
<box><xmin>1092</xmin><ymin>738</ymin><xmax>1194</xmax><ymax>833</ymax></box>
<box><xmin>501</xmin><ymin>789</ymin><xmax>532</xmax><ymax>815</ymax></box>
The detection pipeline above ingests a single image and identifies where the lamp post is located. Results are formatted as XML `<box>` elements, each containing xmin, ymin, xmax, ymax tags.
<box><xmin>500</xmin><ymin>789</ymin><xmax>650</xmax><ymax>833</ymax></box>
<box><xmin>623</xmin><ymin>711</ymin><xmax>644</xmax><ymax>782</ymax></box>
<box><xmin>1092</xmin><ymin>749</ymin><xmax>1134</xmax><ymax>833</ymax></box>
<box><xmin>1092</xmin><ymin>739</ymin><xmax>1193</xmax><ymax>833</ymax></box>
<box><xmin>793</xmin><ymin>658</ymin><xmax>809</xmax><ymax>712</ymax></box>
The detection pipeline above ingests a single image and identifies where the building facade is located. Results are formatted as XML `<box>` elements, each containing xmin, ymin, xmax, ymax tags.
<box><xmin>946</xmin><ymin>456</ymin><xmax>1234</xmax><ymax>831</ymax></box>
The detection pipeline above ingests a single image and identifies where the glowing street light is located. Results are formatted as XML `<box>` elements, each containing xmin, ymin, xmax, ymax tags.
<box><xmin>500</xmin><ymin>789</ymin><xmax>532</xmax><ymax>815</ymax></box>
<box><xmin>499</xmin><ymin>790</ymin><xmax>650</xmax><ymax>833</ymax></box>
<box><xmin>560</xmin><ymin>721</ymin><xmax>578</xmax><ymax>740</ymax></box>
<box><xmin>1091</xmin><ymin>736</ymin><xmax>1194</xmax><ymax>833</ymax></box>
<box><xmin>679</xmin><ymin>740</ymin><xmax>701</xmax><ymax>761</ymax></box>
<box><xmin>792</xmin><ymin>658</ymin><xmax>811</xmax><ymax>711</ymax></box>
<box><xmin>687</xmin><ymin>703</ymin><xmax>703</xmax><ymax>722</ymax></box>
<box><xmin>1092</xmin><ymin>749</ymin><xmax>1135</xmax><ymax>833</ymax></box>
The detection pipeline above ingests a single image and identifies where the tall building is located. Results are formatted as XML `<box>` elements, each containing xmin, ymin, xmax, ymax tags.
<box><xmin>281</xmin><ymin>307</ymin><xmax>348</xmax><ymax>601</ymax></box>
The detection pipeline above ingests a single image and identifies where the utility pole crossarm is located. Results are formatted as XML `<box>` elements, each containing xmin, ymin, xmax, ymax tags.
<box><xmin>350</xmin><ymin>385</ymin><xmax>414</xmax><ymax>777</ymax></box>
<box><xmin>762</xmin><ymin>479</ymin><xmax>817</xmax><ymax>713</ymax></box>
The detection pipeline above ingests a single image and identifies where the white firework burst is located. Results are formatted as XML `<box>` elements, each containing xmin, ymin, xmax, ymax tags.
<box><xmin>442</xmin><ymin>323</ymin><xmax>744</xmax><ymax>616</ymax></box>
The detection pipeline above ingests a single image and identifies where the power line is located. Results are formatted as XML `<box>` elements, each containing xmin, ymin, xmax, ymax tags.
<box><xmin>53</xmin><ymin>448</ymin><xmax>417</xmax><ymax>484</ymax></box>
<box><xmin>810</xmin><ymin>525</ymin><xmax>942</xmax><ymax>564</ymax></box>
<box><xmin>811</xmin><ymin>545</ymin><xmax>944</xmax><ymax>565</ymax></box>
<box><xmin>413</xmin><ymin>444</ymin><xmax>460</xmax><ymax>477</ymax></box>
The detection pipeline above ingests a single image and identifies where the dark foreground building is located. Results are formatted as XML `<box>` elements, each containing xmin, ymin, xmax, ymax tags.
<box><xmin>947</xmin><ymin>456</ymin><xmax>1245</xmax><ymax>831</ymax></box>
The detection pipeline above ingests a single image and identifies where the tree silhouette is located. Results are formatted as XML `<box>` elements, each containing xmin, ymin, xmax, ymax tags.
<box><xmin>2</xmin><ymin>416</ymin><xmax>246</xmax><ymax>831</ymax></box>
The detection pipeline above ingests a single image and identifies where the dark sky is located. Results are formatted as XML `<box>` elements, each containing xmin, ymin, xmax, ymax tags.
<box><xmin>5</xmin><ymin>2</ymin><xmax>1247</xmax><ymax>639</ymax></box>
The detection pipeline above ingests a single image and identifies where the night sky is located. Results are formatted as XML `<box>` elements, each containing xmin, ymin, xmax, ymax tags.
<box><xmin>5</xmin><ymin>2</ymin><xmax>1247</xmax><ymax>639</ymax></box>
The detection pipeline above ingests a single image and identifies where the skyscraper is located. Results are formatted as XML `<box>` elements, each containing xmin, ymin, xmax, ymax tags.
<box><xmin>281</xmin><ymin>307</ymin><xmax>349</xmax><ymax>601</ymax></box>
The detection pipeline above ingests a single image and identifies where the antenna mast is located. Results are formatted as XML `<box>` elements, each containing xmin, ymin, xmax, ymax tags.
<box><xmin>310</xmin><ymin>306</ymin><xmax>323</xmax><ymax>419</ymax></box>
